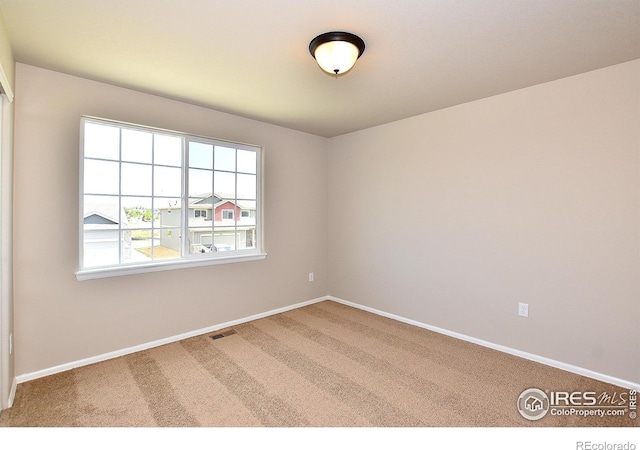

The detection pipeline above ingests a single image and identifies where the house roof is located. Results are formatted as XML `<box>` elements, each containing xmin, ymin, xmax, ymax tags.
<box><xmin>189</xmin><ymin>194</ymin><xmax>222</xmax><ymax>206</ymax></box>
<box><xmin>83</xmin><ymin>202</ymin><xmax>123</xmax><ymax>225</ymax></box>
<box><xmin>1</xmin><ymin>1</ymin><xmax>638</xmax><ymax>137</ymax></box>
<box><xmin>83</xmin><ymin>213</ymin><xmax>118</xmax><ymax>226</ymax></box>
<box><xmin>161</xmin><ymin>197</ymin><xmax>255</xmax><ymax>211</ymax></box>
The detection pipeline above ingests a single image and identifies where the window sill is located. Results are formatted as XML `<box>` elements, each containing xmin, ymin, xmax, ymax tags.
<box><xmin>75</xmin><ymin>253</ymin><xmax>267</xmax><ymax>281</ymax></box>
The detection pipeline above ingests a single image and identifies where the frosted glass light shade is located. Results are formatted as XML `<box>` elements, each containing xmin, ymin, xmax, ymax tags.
<box><xmin>309</xmin><ymin>31</ymin><xmax>365</xmax><ymax>76</ymax></box>
<box><xmin>314</xmin><ymin>40</ymin><xmax>360</xmax><ymax>75</ymax></box>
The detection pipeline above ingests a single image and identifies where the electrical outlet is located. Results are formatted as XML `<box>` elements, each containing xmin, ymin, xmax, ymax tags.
<box><xmin>308</xmin><ymin>272</ymin><xmax>314</xmax><ymax>282</ymax></box>
<box><xmin>518</xmin><ymin>303</ymin><xmax>529</xmax><ymax>318</ymax></box>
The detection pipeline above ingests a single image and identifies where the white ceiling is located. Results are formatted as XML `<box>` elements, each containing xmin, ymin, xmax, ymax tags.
<box><xmin>1</xmin><ymin>0</ymin><xmax>639</xmax><ymax>137</ymax></box>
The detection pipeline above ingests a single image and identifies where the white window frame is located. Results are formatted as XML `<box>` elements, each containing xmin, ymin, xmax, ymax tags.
<box><xmin>76</xmin><ymin>116</ymin><xmax>265</xmax><ymax>281</ymax></box>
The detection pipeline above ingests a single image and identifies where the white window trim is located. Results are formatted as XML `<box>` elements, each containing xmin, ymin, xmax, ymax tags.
<box><xmin>76</xmin><ymin>252</ymin><xmax>267</xmax><ymax>281</ymax></box>
<box><xmin>76</xmin><ymin>116</ymin><xmax>265</xmax><ymax>281</ymax></box>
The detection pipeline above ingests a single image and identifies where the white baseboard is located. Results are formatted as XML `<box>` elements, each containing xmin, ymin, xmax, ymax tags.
<box><xmin>327</xmin><ymin>296</ymin><xmax>640</xmax><ymax>391</ymax></box>
<box><xmin>16</xmin><ymin>296</ymin><xmax>327</xmax><ymax>384</ymax></box>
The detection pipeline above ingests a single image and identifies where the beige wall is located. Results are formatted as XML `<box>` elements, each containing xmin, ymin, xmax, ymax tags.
<box><xmin>13</xmin><ymin>63</ymin><xmax>328</xmax><ymax>376</ymax></box>
<box><xmin>0</xmin><ymin>8</ymin><xmax>14</xmax><ymax>97</ymax></box>
<box><xmin>328</xmin><ymin>60</ymin><xmax>640</xmax><ymax>383</ymax></box>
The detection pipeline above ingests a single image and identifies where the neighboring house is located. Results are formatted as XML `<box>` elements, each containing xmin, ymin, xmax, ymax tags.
<box><xmin>159</xmin><ymin>194</ymin><xmax>256</xmax><ymax>253</ymax></box>
<box><xmin>83</xmin><ymin>203</ymin><xmax>131</xmax><ymax>267</ymax></box>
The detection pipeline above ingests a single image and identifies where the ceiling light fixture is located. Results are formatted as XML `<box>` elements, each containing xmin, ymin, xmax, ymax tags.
<box><xmin>309</xmin><ymin>31</ymin><xmax>365</xmax><ymax>77</ymax></box>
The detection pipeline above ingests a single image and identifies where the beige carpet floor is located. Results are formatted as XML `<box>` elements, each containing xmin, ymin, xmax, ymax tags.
<box><xmin>0</xmin><ymin>301</ymin><xmax>636</xmax><ymax>427</ymax></box>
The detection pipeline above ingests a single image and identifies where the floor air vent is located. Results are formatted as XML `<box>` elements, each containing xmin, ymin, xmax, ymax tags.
<box><xmin>211</xmin><ymin>329</ymin><xmax>238</xmax><ymax>340</ymax></box>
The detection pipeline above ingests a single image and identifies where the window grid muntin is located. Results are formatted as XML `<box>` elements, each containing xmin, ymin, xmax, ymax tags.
<box><xmin>80</xmin><ymin>117</ymin><xmax>261</xmax><ymax>272</ymax></box>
